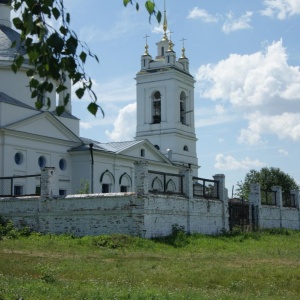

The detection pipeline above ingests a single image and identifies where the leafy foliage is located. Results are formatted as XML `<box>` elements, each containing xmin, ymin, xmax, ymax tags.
<box><xmin>10</xmin><ymin>0</ymin><xmax>102</xmax><ymax>115</ymax></box>
<box><xmin>236</xmin><ymin>167</ymin><xmax>299</xmax><ymax>199</ymax></box>
<box><xmin>10</xmin><ymin>0</ymin><xmax>161</xmax><ymax>116</ymax></box>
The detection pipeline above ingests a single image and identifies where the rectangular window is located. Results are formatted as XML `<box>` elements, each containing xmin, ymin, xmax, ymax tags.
<box><xmin>121</xmin><ymin>186</ymin><xmax>127</xmax><ymax>192</ymax></box>
<box><xmin>14</xmin><ymin>185</ymin><xmax>23</xmax><ymax>196</ymax></box>
<box><xmin>102</xmin><ymin>184</ymin><xmax>110</xmax><ymax>193</ymax></box>
<box><xmin>59</xmin><ymin>189</ymin><xmax>67</xmax><ymax>196</ymax></box>
<box><xmin>35</xmin><ymin>186</ymin><xmax>41</xmax><ymax>195</ymax></box>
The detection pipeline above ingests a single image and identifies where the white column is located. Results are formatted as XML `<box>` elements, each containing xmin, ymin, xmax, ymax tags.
<box><xmin>40</xmin><ymin>167</ymin><xmax>56</xmax><ymax>198</ymax></box>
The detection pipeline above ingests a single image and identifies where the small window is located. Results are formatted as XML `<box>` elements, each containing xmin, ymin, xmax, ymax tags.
<box><xmin>121</xmin><ymin>186</ymin><xmax>128</xmax><ymax>192</ymax></box>
<box><xmin>14</xmin><ymin>185</ymin><xmax>23</xmax><ymax>196</ymax></box>
<box><xmin>152</xmin><ymin>91</ymin><xmax>161</xmax><ymax>124</ymax></box>
<box><xmin>59</xmin><ymin>189</ymin><xmax>67</xmax><ymax>196</ymax></box>
<box><xmin>35</xmin><ymin>186</ymin><xmax>41</xmax><ymax>195</ymax></box>
<box><xmin>154</xmin><ymin>145</ymin><xmax>160</xmax><ymax>150</ymax></box>
<box><xmin>183</xmin><ymin>145</ymin><xmax>189</xmax><ymax>152</ymax></box>
<box><xmin>102</xmin><ymin>184</ymin><xmax>110</xmax><ymax>193</ymax></box>
<box><xmin>38</xmin><ymin>156</ymin><xmax>47</xmax><ymax>168</ymax></box>
<box><xmin>161</xmin><ymin>47</ymin><xmax>164</xmax><ymax>56</ymax></box>
<box><xmin>14</xmin><ymin>152</ymin><xmax>23</xmax><ymax>165</ymax></box>
<box><xmin>180</xmin><ymin>91</ymin><xmax>187</xmax><ymax>125</ymax></box>
<box><xmin>141</xmin><ymin>149</ymin><xmax>145</xmax><ymax>157</ymax></box>
<box><xmin>59</xmin><ymin>159</ymin><xmax>67</xmax><ymax>171</ymax></box>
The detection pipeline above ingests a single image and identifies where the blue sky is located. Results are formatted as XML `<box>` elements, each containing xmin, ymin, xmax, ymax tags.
<box><xmin>60</xmin><ymin>0</ymin><xmax>300</xmax><ymax>194</ymax></box>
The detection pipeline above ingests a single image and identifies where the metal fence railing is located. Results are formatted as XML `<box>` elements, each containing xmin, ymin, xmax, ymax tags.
<box><xmin>261</xmin><ymin>190</ymin><xmax>277</xmax><ymax>205</ymax></box>
<box><xmin>0</xmin><ymin>175</ymin><xmax>41</xmax><ymax>197</ymax></box>
<box><xmin>282</xmin><ymin>193</ymin><xmax>296</xmax><ymax>208</ymax></box>
<box><xmin>193</xmin><ymin>177</ymin><xmax>219</xmax><ymax>200</ymax></box>
<box><xmin>148</xmin><ymin>171</ymin><xmax>184</xmax><ymax>195</ymax></box>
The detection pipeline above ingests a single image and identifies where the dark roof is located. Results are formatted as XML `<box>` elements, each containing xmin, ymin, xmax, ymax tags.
<box><xmin>70</xmin><ymin>140</ymin><xmax>143</xmax><ymax>154</ymax></box>
<box><xmin>0</xmin><ymin>92</ymin><xmax>35</xmax><ymax>110</ymax></box>
<box><xmin>0</xmin><ymin>24</ymin><xmax>25</xmax><ymax>61</ymax></box>
<box><xmin>51</xmin><ymin>110</ymin><xmax>79</xmax><ymax>120</ymax></box>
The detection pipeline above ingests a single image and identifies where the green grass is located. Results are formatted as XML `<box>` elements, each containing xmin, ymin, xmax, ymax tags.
<box><xmin>0</xmin><ymin>225</ymin><xmax>299</xmax><ymax>299</ymax></box>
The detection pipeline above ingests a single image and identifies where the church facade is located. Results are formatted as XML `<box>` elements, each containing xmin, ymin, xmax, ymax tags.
<box><xmin>0</xmin><ymin>1</ymin><xmax>200</xmax><ymax>197</ymax></box>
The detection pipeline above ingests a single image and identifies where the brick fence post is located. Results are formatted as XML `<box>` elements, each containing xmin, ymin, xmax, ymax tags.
<box><xmin>249</xmin><ymin>183</ymin><xmax>261</xmax><ymax>230</ymax></box>
<box><xmin>213</xmin><ymin>174</ymin><xmax>229</xmax><ymax>232</ymax></box>
<box><xmin>134</xmin><ymin>161</ymin><xmax>149</xmax><ymax>196</ymax></box>
<box><xmin>40</xmin><ymin>167</ymin><xmax>56</xmax><ymax>198</ymax></box>
<box><xmin>271</xmin><ymin>186</ymin><xmax>282</xmax><ymax>228</ymax></box>
<box><xmin>290</xmin><ymin>189</ymin><xmax>300</xmax><ymax>230</ymax></box>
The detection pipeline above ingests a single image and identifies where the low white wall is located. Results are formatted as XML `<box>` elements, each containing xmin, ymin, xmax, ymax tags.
<box><xmin>0</xmin><ymin>193</ymin><xmax>227</xmax><ymax>237</ymax></box>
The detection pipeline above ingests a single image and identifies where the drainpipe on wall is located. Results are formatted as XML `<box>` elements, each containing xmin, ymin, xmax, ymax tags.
<box><xmin>89</xmin><ymin>143</ymin><xmax>94</xmax><ymax>193</ymax></box>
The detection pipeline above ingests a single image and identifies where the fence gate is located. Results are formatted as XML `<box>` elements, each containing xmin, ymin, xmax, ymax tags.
<box><xmin>228</xmin><ymin>199</ymin><xmax>250</xmax><ymax>231</ymax></box>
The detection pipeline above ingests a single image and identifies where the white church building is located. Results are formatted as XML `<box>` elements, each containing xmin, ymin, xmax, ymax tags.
<box><xmin>0</xmin><ymin>1</ymin><xmax>199</xmax><ymax>197</ymax></box>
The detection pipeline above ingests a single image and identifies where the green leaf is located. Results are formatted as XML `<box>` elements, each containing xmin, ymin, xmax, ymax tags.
<box><xmin>11</xmin><ymin>63</ymin><xmax>17</xmax><ymax>74</ymax></box>
<box><xmin>145</xmin><ymin>1</ymin><xmax>155</xmax><ymax>14</ymax></box>
<box><xmin>136</xmin><ymin>3</ymin><xmax>139</xmax><ymax>11</ymax></box>
<box><xmin>156</xmin><ymin>11</ymin><xmax>162</xmax><ymax>23</ymax></box>
<box><xmin>66</xmin><ymin>13</ymin><xmax>70</xmax><ymax>24</ymax></box>
<box><xmin>15</xmin><ymin>55</ymin><xmax>24</xmax><ymax>69</ymax></box>
<box><xmin>12</xmin><ymin>17</ymin><xmax>23</xmax><ymax>30</ymax></box>
<box><xmin>123</xmin><ymin>0</ymin><xmax>131</xmax><ymax>7</ymax></box>
<box><xmin>52</xmin><ymin>7</ymin><xmax>60</xmax><ymax>20</ymax></box>
<box><xmin>59</xmin><ymin>26</ymin><xmax>68</xmax><ymax>35</ymax></box>
<box><xmin>79</xmin><ymin>51</ymin><xmax>87</xmax><ymax>63</ymax></box>
<box><xmin>75</xmin><ymin>88</ymin><xmax>85</xmax><ymax>99</ymax></box>
<box><xmin>26</xmin><ymin>69</ymin><xmax>35</xmax><ymax>77</ymax></box>
<box><xmin>29</xmin><ymin>78</ymin><xmax>40</xmax><ymax>88</ymax></box>
<box><xmin>87</xmin><ymin>102</ymin><xmax>99</xmax><ymax>116</ymax></box>
<box><xmin>56</xmin><ymin>105</ymin><xmax>65</xmax><ymax>116</ymax></box>
<box><xmin>56</xmin><ymin>84</ymin><xmax>67</xmax><ymax>93</ymax></box>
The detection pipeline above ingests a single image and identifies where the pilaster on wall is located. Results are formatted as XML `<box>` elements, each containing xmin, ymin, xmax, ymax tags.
<box><xmin>291</xmin><ymin>189</ymin><xmax>300</xmax><ymax>209</ymax></box>
<box><xmin>213</xmin><ymin>174</ymin><xmax>229</xmax><ymax>232</ymax></box>
<box><xmin>180</xmin><ymin>167</ymin><xmax>193</xmax><ymax>198</ymax></box>
<box><xmin>40</xmin><ymin>167</ymin><xmax>56</xmax><ymax>199</ymax></box>
<box><xmin>134</xmin><ymin>161</ymin><xmax>149</xmax><ymax>196</ymax></box>
<box><xmin>271</xmin><ymin>186</ymin><xmax>283</xmax><ymax>207</ymax></box>
<box><xmin>249</xmin><ymin>183</ymin><xmax>261</xmax><ymax>229</ymax></box>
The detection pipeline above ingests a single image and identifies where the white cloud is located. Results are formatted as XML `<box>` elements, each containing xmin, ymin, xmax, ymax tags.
<box><xmin>279</xmin><ymin>148</ymin><xmax>289</xmax><ymax>156</ymax></box>
<box><xmin>196</xmin><ymin>40</ymin><xmax>300</xmax><ymax>144</ymax></box>
<box><xmin>261</xmin><ymin>0</ymin><xmax>300</xmax><ymax>20</ymax></box>
<box><xmin>222</xmin><ymin>11</ymin><xmax>253</xmax><ymax>34</ymax></box>
<box><xmin>187</xmin><ymin>7</ymin><xmax>218</xmax><ymax>23</ymax></box>
<box><xmin>152</xmin><ymin>25</ymin><xmax>164</xmax><ymax>35</ymax></box>
<box><xmin>238</xmin><ymin>112</ymin><xmax>300</xmax><ymax>144</ymax></box>
<box><xmin>214</xmin><ymin>154</ymin><xmax>265</xmax><ymax>171</ymax></box>
<box><xmin>105</xmin><ymin>103</ymin><xmax>136</xmax><ymax>141</ymax></box>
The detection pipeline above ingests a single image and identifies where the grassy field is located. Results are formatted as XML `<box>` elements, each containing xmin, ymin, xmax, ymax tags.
<box><xmin>0</xmin><ymin>223</ymin><xmax>299</xmax><ymax>300</ymax></box>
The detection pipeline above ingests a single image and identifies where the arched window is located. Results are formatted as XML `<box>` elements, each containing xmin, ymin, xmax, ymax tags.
<box><xmin>152</xmin><ymin>177</ymin><xmax>163</xmax><ymax>192</ymax></box>
<box><xmin>152</xmin><ymin>91</ymin><xmax>161</xmax><ymax>124</ymax></box>
<box><xmin>119</xmin><ymin>173</ymin><xmax>132</xmax><ymax>193</ymax></box>
<box><xmin>180</xmin><ymin>91</ymin><xmax>187</xmax><ymax>125</ymax></box>
<box><xmin>141</xmin><ymin>149</ymin><xmax>145</xmax><ymax>157</ymax></box>
<box><xmin>166</xmin><ymin>179</ymin><xmax>176</xmax><ymax>193</ymax></box>
<box><xmin>100</xmin><ymin>170</ymin><xmax>115</xmax><ymax>193</ymax></box>
<box><xmin>183</xmin><ymin>145</ymin><xmax>189</xmax><ymax>152</ymax></box>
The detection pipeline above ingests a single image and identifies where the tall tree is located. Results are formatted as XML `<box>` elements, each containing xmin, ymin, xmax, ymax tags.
<box><xmin>236</xmin><ymin>167</ymin><xmax>299</xmax><ymax>199</ymax></box>
<box><xmin>9</xmin><ymin>0</ymin><xmax>161</xmax><ymax>115</ymax></box>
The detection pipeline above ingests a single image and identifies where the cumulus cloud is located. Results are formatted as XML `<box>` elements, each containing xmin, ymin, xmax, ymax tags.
<box><xmin>197</xmin><ymin>40</ymin><xmax>300</xmax><ymax>144</ymax></box>
<box><xmin>214</xmin><ymin>154</ymin><xmax>265</xmax><ymax>171</ymax></box>
<box><xmin>261</xmin><ymin>0</ymin><xmax>300</xmax><ymax>20</ymax></box>
<box><xmin>187</xmin><ymin>7</ymin><xmax>218</xmax><ymax>23</ymax></box>
<box><xmin>105</xmin><ymin>103</ymin><xmax>136</xmax><ymax>141</ymax></box>
<box><xmin>279</xmin><ymin>148</ymin><xmax>289</xmax><ymax>156</ymax></box>
<box><xmin>222</xmin><ymin>11</ymin><xmax>253</xmax><ymax>34</ymax></box>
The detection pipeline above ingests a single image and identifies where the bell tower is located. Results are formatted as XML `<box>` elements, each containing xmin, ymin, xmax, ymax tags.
<box><xmin>135</xmin><ymin>1</ymin><xmax>198</xmax><ymax>173</ymax></box>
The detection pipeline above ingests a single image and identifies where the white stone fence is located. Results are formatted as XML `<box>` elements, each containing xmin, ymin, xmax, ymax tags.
<box><xmin>249</xmin><ymin>183</ymin><xmax>300</xmax><ymax>230</ymax></box>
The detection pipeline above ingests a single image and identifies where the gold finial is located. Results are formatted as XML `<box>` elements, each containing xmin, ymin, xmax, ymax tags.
<box><xmin>162</xmin><ymin>0</ymin><xmax>168</xmax><ymax>41</ymax></box>
<box><xmin>143</xmin><ymin>34</ymin><xmax>150</xmax><ymax>55</ymax></box>
<box><xmin>180</xmin><ymin>37</ymin><xmax>187</xmax><ymax>58</ymax></box>
<box><xmin>168</xmin><ymin>30</ymin><xmax>174</xmax><ymax>51</ymax></box>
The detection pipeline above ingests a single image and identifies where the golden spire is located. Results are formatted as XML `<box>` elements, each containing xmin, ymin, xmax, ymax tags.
<box><xmin>162</xmin><ymin>0</ymin><xmax>168</xmax><ymax>41</ymax></box>
<box><xmin>168</xmin><ymin>30</ymin><xmax>174</xmax><ymax>51</ymax></box>
<box><xmin>143</xmin><ymin>34</ymin><xmax>150</xmax><ymax>55</ymax></box>
<box><xmin>180</xmin><ymin>37</ymin><xmax>187</xmax><ymax>58</ymax></box>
